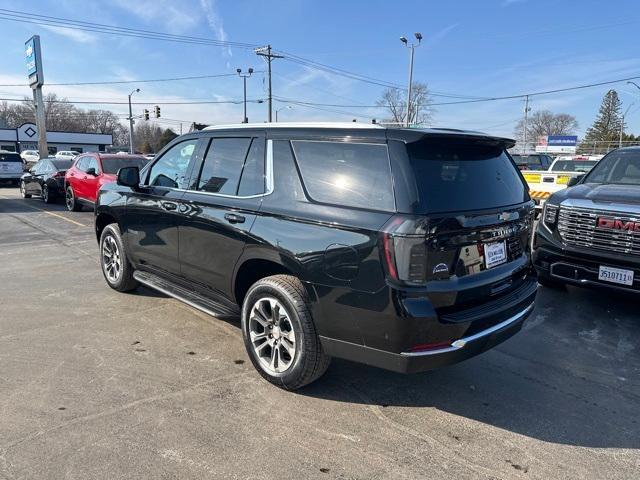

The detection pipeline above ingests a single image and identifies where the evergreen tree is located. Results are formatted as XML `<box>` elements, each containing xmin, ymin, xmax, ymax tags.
<box><xmin>582</xmin><ymin>90</ymin><xmax>623</xmax><ymax>143</ymax></box>
<box><xmin>158</xmin><ymin>128</ymin><xmax>178</xmax><ymax>150</ymax></box>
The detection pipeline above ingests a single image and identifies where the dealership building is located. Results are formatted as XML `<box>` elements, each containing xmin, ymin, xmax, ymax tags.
<box><xmin>0</xmin><ymin>122</ymin><xmax>112</xmax><ymax>154</ymax></box>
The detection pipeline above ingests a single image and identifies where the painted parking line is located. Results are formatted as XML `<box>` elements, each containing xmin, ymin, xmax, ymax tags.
<box><xmin>0</xmin><ymin>195</ymin><xmax>89</xmax><ymax>228</ymax></box>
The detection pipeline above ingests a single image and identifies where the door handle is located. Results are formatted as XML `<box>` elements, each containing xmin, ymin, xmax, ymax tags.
<box><xmin>161</xmin><ymin>201</ymin><xmax>178</xmax><ymax>211</ymax></box>
<box><xmin>224</xmin><ymin>213</ymin><xmax>246</xmax><ymax>224</ymax></box>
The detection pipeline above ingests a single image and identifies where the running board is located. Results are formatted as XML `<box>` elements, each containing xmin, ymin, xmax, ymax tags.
<box><xmin>133</xmin><ymin>270</ymin><xmax>240</xmax><ymax>319</ymax></box>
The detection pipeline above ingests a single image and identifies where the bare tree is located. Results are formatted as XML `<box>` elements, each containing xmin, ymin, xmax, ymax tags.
<box><xmin>514</xmin><ymin>110</ymin><xmax>578</xmax><ymax>142</ymax></box>
<box><xmin>376</xmin><ymin>82</ymin><xmax>432</xmax><ymax>126</ymax></box>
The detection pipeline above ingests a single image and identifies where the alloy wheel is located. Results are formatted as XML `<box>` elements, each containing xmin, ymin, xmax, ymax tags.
<box><xmin>248</xmin><ymin>297</ymin><xmax>297</xmax><ymax>374</ymax></box>
<box><xmin>42</xmin><ymin>186</ymin><xmax>48</xmax><ymax>203</ymax></box>
<box><xmin>101</xmin><ymin>234</ymin><xmax>122</xmax><ymax>283</ymax></box>
<box><xmin>65</xmin><ymin>188</ymin><xmax>73</xmax><ymax>210</ymax></box>
<box><xmin>20</xmin><ymin>182</ymin><xmax>26</xmax><ymax>197</ymax></box>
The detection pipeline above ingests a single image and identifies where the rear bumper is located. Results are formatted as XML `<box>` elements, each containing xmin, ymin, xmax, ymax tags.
<box><xmin>0</xmin><ymin>172</ymin><xmax>22</xmax><ymax>180</ymax></box>
<box><xmin>320</xmin><ymin>302</ymin><xmax>533</xmax><ymax>373</ymax></box>
<box><xmin>320</xmin><ymin>275</ymin><xmax>537</xmax><ymax>373</ymax></box>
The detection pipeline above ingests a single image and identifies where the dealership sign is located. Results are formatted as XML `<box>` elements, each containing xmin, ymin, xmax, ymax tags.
<box><xmin>536</xmin><ymin>135</ymin><xmax>578</xmax><ymax>153</ymax></box>
<box><xmin>25</xmin><ymin>35</ymin><xmax>44</xmax><ymax>88</ymax></box>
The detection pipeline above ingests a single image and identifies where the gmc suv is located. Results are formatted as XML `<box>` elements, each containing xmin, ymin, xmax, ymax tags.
<box><xmin>95</xmin><ymin>123</ymin><xmax>537</xmax><ymax>390</ymax></box>
<box><xmin>534</xmin><ymin>146</ymin><xmax>640</xmax><ymax>293</ymax></box>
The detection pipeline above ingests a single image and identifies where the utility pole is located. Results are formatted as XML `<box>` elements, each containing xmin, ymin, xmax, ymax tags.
<box><xmin>255</xmin><ymin>45</ymin><xmax>283</xmax><ymax>122</ymax></box>
<box><xmin>400</xmin><ymin>33</ymin><xmax>422</xmax><ymax>127</ymax></box>
<box><xmin>522</xmin><ymin>95</ymin><xmax>531</xmax><ymax>154</ymax></box>
<box><xmin>128</xmin><ymin>88</ymin><xmax>140</xmax><ymax>154</ymax></box>
<box><xmin>236</xmin><ymin>68</ymin><xmax>254</xmax><ymax>123</ymax></box>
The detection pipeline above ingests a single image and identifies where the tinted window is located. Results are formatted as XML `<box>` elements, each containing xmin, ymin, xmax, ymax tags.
<box><xmin>101</xmin><ymin>157</ymin><xmax>147</xmax><ymax>174</ymax></box>
<box><xmin>52</xmin><ymin>159</ymin><xmax>72</xmax><ymax>170</ymax></box>
<box><xmin>291</xmin><ymin>140</ymin><xmax>394</xmax><ymax>211</ymax></box>
<box><xmin>584</xmin><ymin>150</ymin><xmax>640</xmax><ymax>186</ymax></box>
<box><xmin>197</xmin><ymin>138</ymin><xmax>251</xmax><ymax>194</ymax></box>
<box><xmin>148</xmin><ymin>139</ymin><xmax>198</xmax><ymax>188</ymax></box>
<box><xmin>406</xmin><ymin>140</ymin><xmax>527</xmax><ymax>214</ymax></box>
<box><xmin>0</xmin><ymin>152</ymin><xmax>22</xmax><ymax>163</ymax></box>
<box><xmin>237</xmin><ymin>138</ymin><xmax>266</xmax><ymax>196</ymax></box>
<box><xmin>550</xmin><ymin>160</ymin><xmax>597</xmax><ymax>173</ymax></box>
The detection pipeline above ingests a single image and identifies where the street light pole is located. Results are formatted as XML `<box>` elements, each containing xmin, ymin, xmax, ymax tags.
<box><xmin>237</xmin><ymin>68</ymin><xmax>254</xmax><ymax>123</ymax></box>
<box><xmin>400</xmin><ymin>33</ymin><xmax>422</xmax><ymax>127</ymax></box>
<box><xmin>128</xmin><ymin>88</ymin><xmax>140</xmax><ymax>154</ymax></box>
<box><xmin>275</xmin><ymin>105</ymin><xmax>292</xmax><ymax>122</ymax></box>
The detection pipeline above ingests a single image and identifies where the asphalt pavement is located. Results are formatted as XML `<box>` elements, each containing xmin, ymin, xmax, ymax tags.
<box><xmin>0</xmin><ymin>185</ymin><xmax>638</xmax><ymax>480</ymax></box>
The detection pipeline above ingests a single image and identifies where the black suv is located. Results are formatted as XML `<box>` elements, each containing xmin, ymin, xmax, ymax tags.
<box><xmin>534</xmin><ymin>146</ymin><xmax>640</xmax><ymax>293</ymax></box>
<box><xmin>95</xmin><ymin>123</ymin><xmax>537</xmax><ymax>390</ymax></box>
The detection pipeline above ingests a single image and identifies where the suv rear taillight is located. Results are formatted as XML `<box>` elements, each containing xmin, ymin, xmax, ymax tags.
<box><xmin>381</xmin><ymin>215</ymin><xmax>429</xmax><ymax>285</ymax></box>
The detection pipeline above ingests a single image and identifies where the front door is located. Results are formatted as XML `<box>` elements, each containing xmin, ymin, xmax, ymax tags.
<box><xmin>179</xmin><ymin>134</ymin><xmax>266</xmax><ymax>299</ymax></box>
<box><xmin>122</xmin><ymin>138</ymin><xmax>202</xmax><ymax>278</ymax></box>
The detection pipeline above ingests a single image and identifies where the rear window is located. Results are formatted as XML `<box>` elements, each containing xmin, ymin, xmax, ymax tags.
<box><xmin>0</xmin><ymin>153</ymin><xmax>22</xmax><ymax>163</ymax></box>
<box><xmin>291</xmin><ymin>140</ymin><xmax>394</xmax><ymax>211</ymax></box>
<box><xmin>550</xmin><ymin>160</ymin><xmax>597</xmax><ymax>173</ymax></box>
<box><xmin>405</xmin><ymin>140</ymin><xmax>527</xmax><ymax>214</ymax></box>
<box><xmin>101</xmin><ymin>157</ymin><xmax>148</xmax><ymax>174</ymax></box>
<box><xmin>52</xmin><ymin>159</ymin><xmax>72</xmax><ymax>170</ymax></box>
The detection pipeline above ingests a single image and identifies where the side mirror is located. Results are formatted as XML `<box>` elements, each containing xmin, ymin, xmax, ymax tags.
<box><xmin>567</xmin><ymin>174</ymin><xmax>584</xmax><ymax>187</ymax></box>
<box><xmin>117</xmin><ymin>166</ymin><xmax>140</xmax><ymax>189</ymax></box>
<box><xmin>86</xmin><ymin>167</ymin><xmax>98</xmax><ymax>176</ymax></box>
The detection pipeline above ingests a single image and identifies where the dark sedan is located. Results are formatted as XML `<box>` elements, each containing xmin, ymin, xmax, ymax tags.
<box><xmin>20</xmin><ymin>157</ymin><xmax>73</xmax><ymax>203</ymax></box>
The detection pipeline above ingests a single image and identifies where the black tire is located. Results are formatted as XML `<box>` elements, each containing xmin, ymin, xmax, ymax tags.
<box><xmin>537</xmin><ymin>273</ymin><xmax>566</xmax><ymax>290</ymax></box>
<box><xmin>99</xmin><ymin>223</ymin><xmax>139</xmax><ymax>292</ymax></box>
<box><xmin>65</xmin><ymin>186</ymin><xmax>81</xmax><ymax>211</ymax></box>
<box><xmin>42</xmin><ymin>184</ymin><xmax>54</xmax><ymax>204</ymax></box>
<box><xmin>20</xmin><ymin>181</ymin><xmax>31</xmax><ymax>198</ymax></box>
<box><xmin>241</xmin><ymin>275</ymin><xmax>331</xmax><ymax>390</ymax></box>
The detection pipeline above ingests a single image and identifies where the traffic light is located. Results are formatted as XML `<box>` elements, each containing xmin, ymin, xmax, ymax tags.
<box><xmin>154</xmin><ymin>105</ymin><xmax>161</xmax><ymax>118</ymax></box>
<box><xmin>143</xmin><ymin>109</ymin><xmax>149</xmax><ymax>121</ymax></box>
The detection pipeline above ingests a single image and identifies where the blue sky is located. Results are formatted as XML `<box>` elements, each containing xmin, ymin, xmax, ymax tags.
<box><xmin>1</xmin><ymin>0</ymin><xmax>639</xmax><ymax>138</ymax></box>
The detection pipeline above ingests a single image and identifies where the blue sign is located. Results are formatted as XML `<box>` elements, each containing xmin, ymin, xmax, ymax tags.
<box><xmin>25</xmin><ymin>37</ymin><xmax>37</xmax><ymax>76</ymax></box>
<box><xmin>547</xmin><ymin>135</ymin><xmax>577</xmax><ymax>146</ymax></box>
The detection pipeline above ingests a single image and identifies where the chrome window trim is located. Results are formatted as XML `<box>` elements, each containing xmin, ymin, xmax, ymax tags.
<box><xmin>154</xmin><ymin>139</ymin><xmax>274</xmax><ymax>200</ymax></box>
<box><xmin>400</xmin><ymin>302</ymin><xmax>534</xmax><ymax>357</ymax></box>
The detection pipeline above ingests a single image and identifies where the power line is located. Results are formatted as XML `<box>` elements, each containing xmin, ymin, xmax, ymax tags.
<box><xmin>0</xmin><ymin>96</ymin><xmax>266</xmax><ymax>105</ymax></box>
<box><xmin>0</xmin><ymin>72</ymin><xmax>262</xmax><ymax>87</ymax></box>
<box><xmin>0</xmin><ymin>8</ymin><xmax>259</xmax><ymax>48</ymax></box>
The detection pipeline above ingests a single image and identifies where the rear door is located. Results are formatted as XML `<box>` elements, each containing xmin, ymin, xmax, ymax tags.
<box><xmin>179</xmin><ymin>133</ymin><xmax>265</xmax><ymax>297</ymax></box>
<box><xmin>67</xmin><ymin>156</ymin><xmax>87</xmax><ymax>198</ymax></box>
<box><xmin>123</xmin><ymin>138</ymin><xmax>202</xmax><ymax>278</ymax></box>
<box><xmin>23</xmin><ymin>160</ymin><xmax>42</xmax><ymax>194</ymax></box>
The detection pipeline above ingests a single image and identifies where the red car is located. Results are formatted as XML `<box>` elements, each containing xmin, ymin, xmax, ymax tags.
<box><xmin>65</xmin><ymin>153</ymin><xmax>148</xmax><ymax>211</ymax></box>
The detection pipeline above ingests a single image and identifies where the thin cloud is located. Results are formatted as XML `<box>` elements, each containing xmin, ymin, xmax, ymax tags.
<box><xmin>502</xmin><ymin>0</ymin><xmax>526</xmax><ymax>6</ymax></box>
<box><xmin>41</xmin><ymin>25</ymin><xmax>97</xmax><ymax>44</ymax></box>
<box><xmin>109</xmin><ymin>0</ymin><xmax>198</xmax><ymax>33</ymax></box>
<box><xmin>199</xmin><ymin>0</ymin><xmax>232</xmax><ymax>57</ymax></box>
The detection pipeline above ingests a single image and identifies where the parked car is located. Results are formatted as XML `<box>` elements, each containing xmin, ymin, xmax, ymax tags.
<box><xmin>534</xmin><ymin>146</ymin><xmax>640</xmax><ymax>292</ymax></box>
<box><xmin>20</xmin><ymin>158</ymin><xmax>73</xmax><ymax>203</ymax></box>
<box><xmin>55</xmin><ymin>150</ymin><xmax>80</xmax><ymax>160</ymax></box>
<box><xmin>95</xmin><ymin>123</ymin><xmax>537</xmax><ymax>390</ymax></box>
<box><xmin>65</xmin><ymin>153</ymin><xmax>148</xmax><ymax>211</ymax></box>
<box><xmin>0</xmin><ymin>151</ymin><xmax>25</xmax><ymax>185</ymax></box>
<box><xmin>511</xmin><ymin>153</ymin><xmax>554</xmax><ymax>171</ymax></box>
<box><xmin>20</xmin><ymin>149</ymin><xmax>40</xmax><ymax>169</ymax></box>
